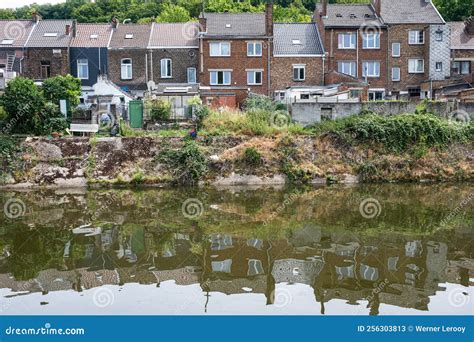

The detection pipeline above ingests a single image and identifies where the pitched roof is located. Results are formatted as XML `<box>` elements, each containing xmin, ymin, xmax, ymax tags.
<box><xmin>380</xmin><ymin>0</ymin><xmax>444</xmax><ymax>24</ymax></box>
<box><xmin>25</xmin><ymin>19</ymin><xmax>74</xmax><ymax>48</ymax></box>
<box><xmin>449</xmin><ymin>22</ymin><xmax>474</xmax><ymax>50</ymax></box>
<box><xmin>149</xmin><ymin>22</ymin><xmax>199</xmax><ymax>48</ymax></box>
<box><xmin>109</xmin><ymin>24</ymin><xmax>151</xmax><ymax>49</ymax></box>
<box><xmin>203</xmin><ymin>12</ymin><xmax>267</xmax><ymax>36</ymax></box>
<box><xmin>273</xmin><ymin>23</ymin><xmax>324</xmax><ymax>56</ymax></box>
<box><xmin>0</xmin><ymin>20</ymin><xmax>36</xmax><ymax>47</ymax></box>
<box><xmin>70</xmin><ymin>23</ymin><xmax>113</xmax><ymax>48</ymax></box>
<box><xmin>316</xmin><ymin>4</ymin><xmax>383</xmax><ymax>27</ymax></box>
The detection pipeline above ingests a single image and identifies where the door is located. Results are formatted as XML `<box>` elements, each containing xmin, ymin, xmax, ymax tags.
<box><xmin>129</xmin><ymin>100</ymin><xmax>143</xmax><ymax>128</ymax></box>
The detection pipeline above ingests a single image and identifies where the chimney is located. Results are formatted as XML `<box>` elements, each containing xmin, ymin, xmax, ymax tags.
<box><xmin>265</xmin><ymin>0</ymin><xmax>273</xmax><ymax>36</ymax></box>
<box><xmin>72</xmin><ymin>20</ymin><xmax>77</xmax><ymax>37</ymax></box>
<box><xmin>373</xmin><ymin>0</ymin><xmax>381</xmax><ymax>16</ymax></box>
<box><xmin>32</xmin><ymin>11</ymin><xmax>42</xmax><ymax>23</ymax></box>
<box><xmin>465</xmin><ymin>17</ymin><xmax>474</xmax><ymax>36</ymax></box>
<box><xmin>199</xmin><ymin>13</ymin><xmax>207</xmax><ymax>32</ymax></box>
<box><xmin>322</xmin><ymin>0</ymin><xmax>328</xmax><ymax>18</ymax></box>
<box><xmin>111</xmin><ymin>17</ymin><xmax>118</xmax><ymax>29</ymax></box>
<box><xmin>65</xmin><ymin>24</ymin><xmax>71</xmax><ymax>36</ymax></box>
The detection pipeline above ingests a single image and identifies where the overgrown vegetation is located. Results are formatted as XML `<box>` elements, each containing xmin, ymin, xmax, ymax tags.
<box><xmin>148</xmin><ymin>99</ymin><xmax>171</xmax><ymax>121</ymax></box>
<box><xmin>242</xmin><ymin>147</ymin><xmax>263</xmax><ymax>166</ymax></box>
<box><xmin>309</xmin><ymin>113</ymin><xmax>472</xmax><ymax>152</ymax></box>
<box><xmin>156</xmin><ymin>140</ymin><xmax>208</xmax><ymax>185</ymax></box>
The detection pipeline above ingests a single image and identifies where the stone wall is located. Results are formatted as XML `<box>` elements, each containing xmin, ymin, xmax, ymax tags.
<box><xmin>291</xmin><ymin>101</ymin><xmax>474</xmax><ymax>125</ymax></box>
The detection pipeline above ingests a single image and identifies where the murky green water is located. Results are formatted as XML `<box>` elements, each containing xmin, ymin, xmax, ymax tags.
<box><xmin>0</xmin><ymin>184</ymin><xmax>472</xmax><ymax>315</ymax></box>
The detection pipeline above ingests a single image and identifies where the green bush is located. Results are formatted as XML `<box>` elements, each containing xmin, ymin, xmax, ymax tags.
<box><xmin>243</xmin><ymin>94</ymin><xmax>275</xmax><ymax>112</ymax></box>
<box><xmin>150</xmin><ymin>99</ymin><xmax>171</xmax><ymax>121</ymax></box>
<box><xmin>242</xmin><ymin>147</ymin><xmax>263</xmax><ymax>166</ymax></box>
<box><xmin>156</xmin><ymin>140</ymin><xmax>208</xmax><ymax>185</ymax></box>
<box><xmin>42</xmin><ymin>75</ymin><xmax>82</xmax><ymax>108</ymax></box>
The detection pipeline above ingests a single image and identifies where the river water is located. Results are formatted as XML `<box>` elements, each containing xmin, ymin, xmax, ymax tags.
<box><xmin>0</xmin><ymin>184</ymin><xmax>472</xmax><ymax>315</ymax></box>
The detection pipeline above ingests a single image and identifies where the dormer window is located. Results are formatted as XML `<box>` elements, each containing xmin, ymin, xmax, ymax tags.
<box><xmin>1</xmin><ymin>39</ymin><xmax>14</xmax><ymax>45</ymax></box>
<box><xmin>292</xmin><ymin>39</ymin><xmax>301</xmax><ymax>45</ymax></box>
<box><xmin>125</xmin><ymin>34</ymin><xmax>134</xmax><ymax>39</ymax></box>
<box><xmin>44</xmin><ymin>32</ymin><xmax>58</xmax><ymax>37</ymax></box>
<box><xmin>90</xmin><ymin>34</ymin><xmax>99</xmax><ymax>39</ymax></box>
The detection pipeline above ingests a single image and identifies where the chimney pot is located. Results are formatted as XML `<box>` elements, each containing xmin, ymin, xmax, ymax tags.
<box><xmin>265</xmin><ymin>1</ymin><xmax>273</xmax><ymax>36</ymax></box>
<box><xmin>322</xmin><ymin>0</ymin><xmax>328</xmax><ymax>17</ymax></box>
<box><xmin>66</xmin><ymin>24</ymin><xmax>71</xmax><ymax>36</ymax></box>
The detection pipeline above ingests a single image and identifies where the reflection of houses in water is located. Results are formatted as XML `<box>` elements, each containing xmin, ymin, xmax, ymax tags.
<box><xmin>0</xmin><ymin>223</ymin><xmax>470</xmax><ymax>314</ymax></box>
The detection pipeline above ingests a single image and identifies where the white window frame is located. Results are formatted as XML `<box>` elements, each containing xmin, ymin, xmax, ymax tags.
<box><xmin>453</xmin><ymin>61</ymin><xmax>470</xmax><ymax>75</ymax></box>
<box><xmin>408</xmin><ymin>58</ymin><xmax>424</xmax><ymax>73</ymax></box>
<box><xmin>392</xmin><ymin>67</ymin><xmax>400</xmax><ymax>81</ymax></box>
<box><xmin>435</xmin><ymin>30</ymin><xmax>443</xmax><ymax>41</ymax></box>
<box><xmin>160</xmin><ymin>58</ymin><xmax>172</xmax><ymax>78</ymax></box>
<box><xmin>187</xmin><ymin>67</ymin><xmax>197</xmax><ymax>84</ymax></box>
<box><xmin>392</xmin><ymin>42</ymin><xmax>401</xmax><ymax>57</ymax></box>
<box><xmin>210</xmin><ymin>42</ymin><xmax>231</xmax><ymax>57</ymax></box>
<box><xmin>293</xmin><ymin>65</ymin><xmax>305</xmax><ymax>81</ymax></box>
<box><xmin>435</xmin><ymin>62</ymin><xmax>443</xmax><ymax>72</ymax></box>
<box><xmin>362</xmin><ymin>32</ymin><xmax>380</xmax><ymax>49</ymax></box>
<box><xmin>77</xmin><ymin>59</ymin><xmax>89</xmax><ymax>80</ymax></box>
<box><xmin>338</xmin><ymin>61</ymin><xmax>357</xmax><ymax>77</ymax></box>
<box><xmin>247</xmin><ymin>70</ymin><xmax>263</xmax><ymax>85</ymax></box>
<box><xmin>368</xmin><ymin>90</ymin><xmax>385</xmax><ymax>101</ymax></box>
<box><xmin>210</xmin><ymin>70</ymin><xmax>231</xmax><ymax>85</ymax></box>
<box><xmin>121</xmin><ymin>58</ymin><xmax>132</xmax><ymax>80</ymax></box>
<box><xmin>408</xmin><ymin>30</ymin><xmax>424</xmax><ymax>45</ymax></box>
<box><xmin>362</xmin><ymin>61</ymin><xmax>380</xmax><ymax>78</ymax></box>
<box><xmin>247</xmin><ymin>41</ymin><xmax>262</xmax><ymax>57</ymax></box>
<box><xmin>338</xmin><ymin>33</ymin><xmax>356</xmax><ymax>49</ymax></box>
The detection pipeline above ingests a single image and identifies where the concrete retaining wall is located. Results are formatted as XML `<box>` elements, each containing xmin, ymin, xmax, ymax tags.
<box><xmin>291</xmin><ymin>101</ymin><xmax>474</xmax><ymax>125</ymax></box>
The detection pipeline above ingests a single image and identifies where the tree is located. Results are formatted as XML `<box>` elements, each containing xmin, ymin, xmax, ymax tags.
<box><xmin>42</xmin><ymin>75</ymin><xmax>82</xmax><ymax>109</ymax></box>
<box><xmin>156</xmin><ymin>4</ymin><xmax>191</xmax><ymax>23</ymax></box>
<box><xmin>0</xmin><ymin>77</ymin><xmax>45</xmax><ymax>134</ymax></box>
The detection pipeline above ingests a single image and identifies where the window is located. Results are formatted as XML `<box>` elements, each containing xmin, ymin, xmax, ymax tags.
<box><xmin>409</xmin><ymin>30</ymin><xmax>424</xmax><ymax>44</ymax></box>
<box><xmin>160</xmin><ymin>58</ymin><xmax>172</xmax><ymax>78</ymax></box>
<box><xmin>210</xmin><ymin>70</ymin><xmax>231</xmax><ymax>85</ymax></box>
<box><xmin>435</xmin><ymin>62</ymin><xmax>443</xmax><ymax>72</ymax></box>
<box><xmin>392</xmin><ymin>67</ymin><xmax>400</xmax><ymax>81</ymax></box>
<box><xmin>337</xmin><ymin>61</ymin><xmax>357</xmax><ymax>77</ymax></box>
<box><xmin>362</xmin><ymin>32</ymin><xmax>380</xmax><ymax>49</ymax></box>
<box><xmin>210</xmin><ymin>42</ymin><xmax>230</xmax><ymax>56</ymax></box>
<box><xmin>248</xmin><ymin>259</ymin><xmax>264</xmax><ymax>276</ymax></box>
<box><xmin>453</xmin><ymin>61</ymin><xmax>471</xmax><ymax>75</ymax></box>
<box><xmin>408</xmin><ymin>59</ymin><xmax>424</xmax><ymax>73</ymax></box>
<box><xmin>76</xmin><ymin>59</ymin><xmax>89</xmax><ymax>80</ymax></box>
<box><xmin>338</xmin><ymin>33</ymin><xmax>356</xmax><ymax>49</ymax></box>
<box><xmin>435</xmin><ymin>30</ymin><xmax>443</xmax><ymax>41</ymax></box>
<box><xmin>247</xmin><ymin>42</ymin><xmax>262</xmax><ymax>56</ymax></box>
<box><xmin>292</xmin><ymin>39</ymin><xmax>301</xmax><ymax>45</ymax></box>
<box><xmin>1</xmin><ymin>39</ymin><xmax>13</xmax><ymax>45</ymax></box>
<box><xmin>40</xmin><ymin>61</ymin><xmax>51</xmax><ymax>79</ymax></box>
<box><xmin>247</xmin><ymin>70</ymin><xmax>262</xmax><ymax>85</ymax></box>
<box><xmin>187</xmin><ymin>67</ymin><xmax>196</xmax><ymax>83</ymax></box>
<box><xmin>121</xmin><ymin>59</ymin><xmax>132</xmax><ymax>80</ymax></box>
<box><xmin>408</xmin><ymin>87</ymin><xmax>421</xmax><ymax>98</ymax></box>
<box><xmin>90</xmin><ymin>34</ymin><xmax>99</xmax><ymax>39</ymax></box>
<box><xmin>392</xmin><ymin>43</ymin><xmax>401</xmax><ymax>57</ymax></box>
<box><xmin>368</xmin><ymin>90</ymin><xmax>384</xmax><ymax>101</ymax></box>
<box><xmin>43</xmin><ymin>32</ymin><xmax>58</xmax><ymax>37</ymax></box>
<box><xmin>125</xmin><ymin>34</ymin><xmax>134</xmax><ymax>39</ymax></box>
<box><xmin>293</xmin><ymin>65</ymin><xmax>305</xmax><ymax>81</ymax></box>
<box><xmin>362</xmin><ymin>61</ymin><xmax>380</xmax><ymax>77</ymax></box>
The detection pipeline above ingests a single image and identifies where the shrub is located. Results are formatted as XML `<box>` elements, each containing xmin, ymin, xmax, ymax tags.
<box><xmin>156</xmin><ymin>140</ymin><xmax>208</xmax><ymax>185</ymax></box>
<box><xmin>42</xmin><ymin>75</ymin><xmax>82</xmax><ymax>108</ymax></box>
<box><xmin>242</xmin><ymin>147</ymin><xmax>263</xmax><ymax>166</ymax></box>
<box><xmin>149</xmin><ymin>99</ymin><xmax>171</xmax><ymax>121</ymax></box>
<box><xmin>243</xmin><ymin>93</ymin><xmax>275</xmax><ymax>112</ymax></box>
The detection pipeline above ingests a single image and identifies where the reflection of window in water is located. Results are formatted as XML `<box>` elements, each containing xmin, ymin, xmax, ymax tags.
<box><xmin>360</xmin><ymin>264</ymin><xmax>379</xmax><ymax>281</ymax></box>
<box><xmin>336</xmin><ymin>249</ymin><xmax>355</xmax><ymax>257</ymax></box>
<box><xmin>387</xmin><ymin>256</ymin><xmax>399</xmax><ymax>271</ymax></box>
<box><xmin>212</xmin><ymin>259</ymin><xmax>232</xmax><ymax>273</ymax></box>
<box><xmin>247</xmin><ymin>239</ymin><xmax>263</xmax><ymax>249</ymax></box>
<box><xmin>335</xmin><ymin>265</ymin><xmax>355</xmax><ymax>279</ymax></box>
<box><xmin>210</xmin><ymin>234</ymin><xmax>233</xmax><ymax>251</ymax></box>
<box><xmin>162</xmin><ymin>249</ymin><xmax>175</xmax><ymax>258</ymax></box>
<box><xmin>405</xmin><ymin>241</ymin><xmax>423</xmax><ymax>257</ymax></box>
<box><xmin>248</xmin><ymin>259</ymin><xmax>264</xmax><ymax>276</ymax></box>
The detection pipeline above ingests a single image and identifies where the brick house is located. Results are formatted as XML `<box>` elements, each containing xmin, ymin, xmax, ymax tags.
<box><xmin>70</xmin><ymin>23</ymin><xmax>113</xmax><ymax>88</ymax></box>
<box><xmin>199</xmin><ymin>4</ymin><xmax>273</xmax><ymax>108</ymax></box>
<box><xmin>147</xmin><ymin>22</ymin><xmax>199</xmax><ymax>86</ymax></box>
<box><xmin>314</xmin><ymin>2</ymin><xmax>388</xmax><ymax>101</ymax></box>
<box><xmin>108</xmin><ymin>22</ymin><xmax>151</xmax><ymax>97</ymax></box>
<box><xmin>449</xmin><ymin>19</ymin><xmax>474</xmax><ymax>84</ymax></box>
<box><xmin>0</xmin><ymin>18</ymin><xmax>37</xmax><ymax>88</ymax></box>
<box><xmin>271</xmin><ymin>23</ymin><xmax>325</xmax><ymax>100</ymax></box>
<box><xmin>375</xmin><ymin>0</ymin><xmax>447</xmax><ymax>99</ymax></box>
<box><xmin>24</xmin><ymin>17</ymin><xmax>74</xmax><ymax>81</ymax></box>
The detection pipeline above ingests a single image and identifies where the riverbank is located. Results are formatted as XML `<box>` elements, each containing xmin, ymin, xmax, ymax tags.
<box><xmin>0</xmin><ymin>133</ymin><xmax>472</xmax><ymax>188</ymax></box>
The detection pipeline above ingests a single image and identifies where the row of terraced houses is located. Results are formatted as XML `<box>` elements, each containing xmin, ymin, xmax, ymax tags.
<box><xmin>0</xmin><ymin>0</ymin><xmax>473</xmax><ymax>108</ymax></box>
